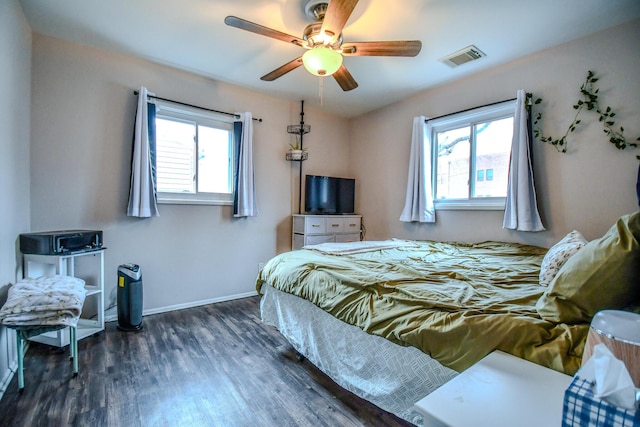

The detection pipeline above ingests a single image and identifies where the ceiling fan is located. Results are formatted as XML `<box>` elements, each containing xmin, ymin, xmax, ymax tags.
<box><xmin>224</xmin><ymin>0</ymin><xmax>422</xmax><ymax>91</ymax></box>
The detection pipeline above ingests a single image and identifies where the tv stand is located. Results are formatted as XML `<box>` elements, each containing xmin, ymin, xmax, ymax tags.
<box><xmin>292</xmin><ymin>214</ymin><xmax>362</xmax><ymax>250</ymax></box>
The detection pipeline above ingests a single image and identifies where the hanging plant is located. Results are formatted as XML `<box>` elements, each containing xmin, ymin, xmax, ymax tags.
<box><xmin>526</xmin><ymin>70</ymin><xmax>640</xmax><ymax>160</ymax></box>
<box><xmin>288</xmin><ymin>134</ymin><xmax>308</xmax><ymax>153</ymax></box>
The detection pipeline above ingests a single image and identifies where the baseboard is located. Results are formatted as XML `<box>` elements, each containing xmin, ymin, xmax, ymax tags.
<box><xmin>105</xmin><ymin>290</ymin><xmax>259</xmax><ymax>323</ymax></box>
<box><xmin>0</xmin><ymin>361</ymin><xmax>17</xmax><ymax>401</ymax></box>
<box><xmin>0</xmin><ymin>338</ymin><xmax>21</xmax><ymax>401</ymax></box>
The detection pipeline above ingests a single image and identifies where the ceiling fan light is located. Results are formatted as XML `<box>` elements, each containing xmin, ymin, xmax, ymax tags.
<box><xmin>302</xmin><ymin>46</ymin><xmax>342</xmax><ymax>77</ymax></box>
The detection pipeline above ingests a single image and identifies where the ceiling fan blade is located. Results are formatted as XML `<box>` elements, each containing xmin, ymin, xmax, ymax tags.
<box><xmin>224</xmin><ymin>16</ymin><xmax>306</xmax><ymax>47</ymax></box>
<box><xmin>320</xmin><ymin>0</ymin><xmax>359</xmax><ymax>44</ymax></box>
<box><xmin>333</xmin><ymin>64</ymin><xmax>358</xmax><ymax>91</ymax></box>
<box><xmin>260</xmin><ymin>57</ymin><xmax>304</xmax><ymax>81</ymax></box>
<box><xmin>341</xmin><ymin>41</ymin><xmax>422</xmax><ymax>57</ymax></box>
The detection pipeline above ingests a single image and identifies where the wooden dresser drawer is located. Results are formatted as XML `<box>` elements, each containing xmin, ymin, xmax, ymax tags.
<box><xmin>335</xmin><ymin>233</ymin><xmax>360</xmax><ymax>243</ymax></box>
<box><xmin>325</xmin><ymin>217</ymin><xmax>344</xmax><ymax>233</ymax></box>
<box><xmin>343</xmin><ymin>217</ymin><xmax>361</xmax><ymax>233</ymax></box>
<box><xmin>304</xmin><ymin>217</ymin><xmax>326</xmax><ymax>234</ymax></box>
<box><xmin>305</xmin><ymin>235</ymin><xmax>335</xmax><ymax>246</ymax></box>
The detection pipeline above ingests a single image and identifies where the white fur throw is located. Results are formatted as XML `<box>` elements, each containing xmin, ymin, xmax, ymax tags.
<box><xmin>0</xmin><ymin>275</ymin><xmax>87</xmax><ymax>327</ymax></box>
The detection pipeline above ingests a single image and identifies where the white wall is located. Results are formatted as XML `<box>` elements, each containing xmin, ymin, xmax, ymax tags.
<box><xmin>0</xmin><ymin>0</ymin><xmax>31</xmax><ymax>398</ymax></box>
<box><xmin>29</xmin><ymin>35</ymin><xmax>351</xmax><ymax>314</ymax></box>
<box><xmin>351</xmin><ymin>19</ymin><xmax>640</xmax><ymax>248</ymax></box>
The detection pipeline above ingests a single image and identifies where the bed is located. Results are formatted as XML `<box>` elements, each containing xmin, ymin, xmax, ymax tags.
<box><xmin>256</xmin><ymin>212</ymin><xmax>640</xmax><ymax>425</ymax></box>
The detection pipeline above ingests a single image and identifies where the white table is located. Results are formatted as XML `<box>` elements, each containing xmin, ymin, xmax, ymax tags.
<box><xmin>413</xmin><ymin>351</ymin><xmax>572</xmax><ymax>427</ymax></box>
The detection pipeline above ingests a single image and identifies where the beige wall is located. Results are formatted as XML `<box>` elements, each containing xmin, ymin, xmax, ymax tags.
<box><xmin>0</xmin><ymin>0</ymin><xmax>31</xmax><ymax>397</ymax></box>
<box><xmin>29</xmin><ymin>35</ymin><xmax>350</xmax><ymax>313</ymax></box>
<box><xmin>6</xmin><ymin>6</ymin><xmax>640</xmax><ymax>388</ymax></box>
<box><xmin>351</xmin><ymin>19</ymin><xmax>640</xmax><ymax>248</ymax></box>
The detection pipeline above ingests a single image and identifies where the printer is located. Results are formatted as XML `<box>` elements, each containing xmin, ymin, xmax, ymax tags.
<box><xmin>19</xmin><ymin>230</ymin><xmax>103</xmax><ymax>255</ymax></box>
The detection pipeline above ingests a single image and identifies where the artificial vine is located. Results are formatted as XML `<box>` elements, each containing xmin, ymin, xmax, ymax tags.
<box><xmin>526</xmin><ymin>70</ymin><xmax>640</xmax><ymax>159</ymax></box>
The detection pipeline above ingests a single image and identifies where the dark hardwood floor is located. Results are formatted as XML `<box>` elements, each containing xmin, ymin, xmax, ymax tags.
<box><xmin>0</xmin><ymin>296</ymin><xmax>413</xmax><ymax>426</ymax></box>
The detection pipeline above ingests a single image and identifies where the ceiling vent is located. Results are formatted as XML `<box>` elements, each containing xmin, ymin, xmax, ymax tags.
<box><xmin>440</xmin><ymin>45</ymin><xmax>486</xmax><ymax>68</ymax></box>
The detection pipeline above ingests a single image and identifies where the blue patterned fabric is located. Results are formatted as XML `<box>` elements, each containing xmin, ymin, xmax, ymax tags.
<box><xmin>563</xmin><ymin>377</ymin><xmax>639</xmax><ymax>426</ymax></box>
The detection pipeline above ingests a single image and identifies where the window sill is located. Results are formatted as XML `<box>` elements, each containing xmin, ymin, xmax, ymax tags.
<box><xmin>158</xmin><ymin>194</ymin><xmax>233</xmax><ymax>206</ymax></box>
<box><xmin>435</xmin><ymin>199</ymin><xmax>505</xmax><ymax>211</ymax></box>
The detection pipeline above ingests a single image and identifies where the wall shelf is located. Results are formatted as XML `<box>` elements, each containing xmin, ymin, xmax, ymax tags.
<box><xmin>286</xmin><ymin>151</ymin><xmax>308</xmax><ymax>161</ymax></box>
<box><xmin>289</xmin><ymin>101</ymin><xmax>309</xmax><ymax>214</ymax></box>
<box><xmin>287</xmin><ymin>124</ymin><xmax>311</xmax><ymax>135</ymax></box>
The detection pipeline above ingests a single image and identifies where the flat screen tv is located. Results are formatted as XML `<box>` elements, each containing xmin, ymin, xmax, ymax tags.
<box><xmin>305</xmin><ymin>175</ymin><xmax>355</xmax><ymax>215</ymax></box>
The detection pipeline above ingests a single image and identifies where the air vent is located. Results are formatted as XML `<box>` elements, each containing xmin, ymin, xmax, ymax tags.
<box><xmin>440</xmin><ymin>45</ymin><xmax>486</xmax><ymax>68</ymax></box>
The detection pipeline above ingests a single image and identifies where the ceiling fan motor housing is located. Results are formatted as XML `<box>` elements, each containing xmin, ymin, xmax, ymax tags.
<box><xmin>303</xmin><ymin>22</ymin><xmax>342</xmax><ymax>49</ymax></box>
<box><xmin>304</xmin><ymin>0</ymin><xmax>329</xmax><ymax>21</ymax></box>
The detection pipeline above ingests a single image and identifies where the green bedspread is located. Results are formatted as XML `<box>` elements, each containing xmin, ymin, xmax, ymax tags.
<box><xmin>256</xmin><ymin>240</ymin><xmax>588</xmax><ymax>375</ymax></box>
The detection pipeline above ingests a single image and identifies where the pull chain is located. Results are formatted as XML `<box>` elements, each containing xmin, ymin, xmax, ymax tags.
<box><xmin>318</xmin><ymin>77</ymin><xmax>324</xmax><ymax>106</ymax></box>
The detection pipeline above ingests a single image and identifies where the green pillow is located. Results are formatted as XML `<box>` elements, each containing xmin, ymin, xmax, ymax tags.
<box><xmin>536</xmin><ymin>211</ymin><xmax>640</xmax><ymax>323</ymax></box>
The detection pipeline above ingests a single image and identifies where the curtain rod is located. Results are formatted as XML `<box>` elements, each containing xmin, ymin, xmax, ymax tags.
<box><xmin>425</xmin><ymin>97</ymin><xmax>517</xmax><ymax>123</ymax></box>
<box><xmin>133</xmin><ymin>91</ymin><xmax>262</xmax><ymax>123</ymax></box>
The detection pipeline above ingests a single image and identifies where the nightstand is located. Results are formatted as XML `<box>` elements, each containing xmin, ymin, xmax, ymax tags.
<box><xmin>413</xmin><ymin>351</ymin><xmax>572</xmax><ymax>427</ymax></box>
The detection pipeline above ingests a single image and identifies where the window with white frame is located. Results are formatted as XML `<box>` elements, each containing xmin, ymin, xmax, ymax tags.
<box><xmin>430</xmin><ymin>100</ymin><xmax>515</xmax><ymax>210</ymax></box>
<box><xmin>154</xmin><ymin>100</ymin><xmax>235</xmax><ymax>205</ymax></box>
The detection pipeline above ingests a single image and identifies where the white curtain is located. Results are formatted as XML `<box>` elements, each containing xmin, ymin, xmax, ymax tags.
<box><xmin>234</xmin><ymin>112</ymin><xmax>259</xmax><ymax>217</ymax></box>
<box><xmin>503</xmin><ymin>90</ymin><xmax>544</xmax><ymax>231</ymax></box>
<box><xmin>127</xmin><ymin>86</ymin><xmax>159</xmax><ymax>218</ymax></box>
<box><xmin>400</xmin><ymin>116</ymin><xmax>435</xmax><ymax>223</ymax></box>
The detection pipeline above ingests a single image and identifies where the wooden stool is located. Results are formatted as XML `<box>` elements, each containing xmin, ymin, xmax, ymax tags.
<box><xmin>0</xmin><ymin>275</ymin><xmax>86</xmax><ymax>392</ymax></box>
<box><xmin>10</xmin><ymin>324</ymin><xmax>79</xmax><ymax>392</ymax></box>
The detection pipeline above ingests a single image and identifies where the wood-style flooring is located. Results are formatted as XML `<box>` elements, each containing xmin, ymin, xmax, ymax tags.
<box><xmin>0</xmin><ymin>296</ymin><xmax>412</xmax><ymax>426</ymax></box>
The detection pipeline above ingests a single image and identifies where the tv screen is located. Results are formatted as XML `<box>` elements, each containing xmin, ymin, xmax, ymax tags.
<box><xmin>305</xmin><ymin>175</ymin><xmax>355</xmax><ymax>214</ymax></box>
<box><xmin>336</xmin><ymin>177</ymin><xmax>355</xmax><ymax>214</ymax></box>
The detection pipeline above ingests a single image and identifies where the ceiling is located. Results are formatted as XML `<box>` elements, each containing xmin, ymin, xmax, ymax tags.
<box><xmin>19</xmin><ymin>0</ymin><xmax>640</xmax><ymax>118</ymax></box>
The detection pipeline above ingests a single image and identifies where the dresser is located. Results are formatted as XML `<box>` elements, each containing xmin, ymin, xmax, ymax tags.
<box><xmin>292</xmin><ymin>214</ymin><xmax>362</xmax><ymax>250</ymax></box>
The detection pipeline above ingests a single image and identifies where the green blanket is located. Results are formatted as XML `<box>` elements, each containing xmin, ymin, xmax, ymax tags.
<box><xmin>257</xmin><ymin>240</ymin><xmax>588</xmax><ymax>375</ymax></box>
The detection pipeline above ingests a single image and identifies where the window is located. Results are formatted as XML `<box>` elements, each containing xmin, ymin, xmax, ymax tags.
<box><xmin>154</xmin><ymin>101</ymin><xmax>235</xmax><ymax>205</ymax></box>
<box><xmin>431</xmin><ymin>100</ymin><xmax>515</xmax><ymax>210</ymax></box>
<box><xmin>486</xmin><ymin>168</ymin><xmax>494</xmax><ymax>181</ymax></box>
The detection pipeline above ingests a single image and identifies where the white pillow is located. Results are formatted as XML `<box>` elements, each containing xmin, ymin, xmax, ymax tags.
<box><xmin>539</xmin><ymin>230</ymin><xmax>587</xmax><ymax>286</ymax></box>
